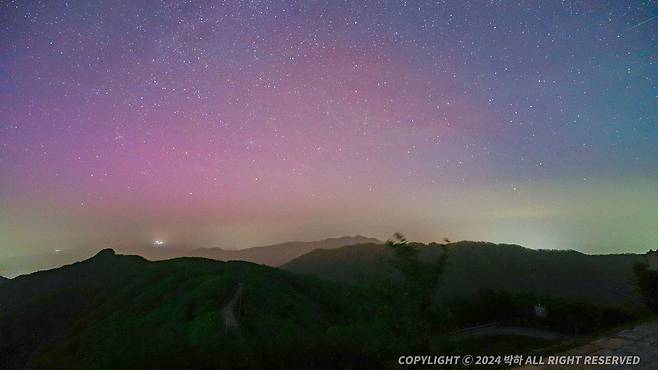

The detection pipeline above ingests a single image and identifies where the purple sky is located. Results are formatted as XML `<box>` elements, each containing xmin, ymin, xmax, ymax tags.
<box><xmin>1</xmin><ymin>1</ymin><xmax>657</xmax><ymax>255</ymax></box>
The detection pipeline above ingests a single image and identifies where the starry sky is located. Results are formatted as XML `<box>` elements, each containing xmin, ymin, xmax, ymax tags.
<box><xmin>1</xmin><ymin>0</ymin><xmax>657</xmax><ymax>256</ymax></box>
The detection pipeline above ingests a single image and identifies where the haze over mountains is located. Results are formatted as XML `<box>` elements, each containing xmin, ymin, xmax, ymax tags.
<box><xmin>125</xmin><ymin>235</ymin><xmax>381</xmax><ymax>266</ymax></box>
<box><xmin>0</xmin><ymin>236</ymin><xmax>380</xmax><ymax>278</ymax></box>
<box><xmin>2</xmin><ymin>235</ymin><xmax>647</xmax><ymax>310</ymax></box>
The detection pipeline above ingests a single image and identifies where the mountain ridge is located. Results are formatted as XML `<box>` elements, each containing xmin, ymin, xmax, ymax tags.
<box><xmin>0</xmin><ymin>243</ymin><xmax>645</xmax><ymax>369</ymax></box>
<box><xmin>0</xmin><ymin>235</ymin><xmax>382</xmax><ymax>277</ymax></box>
<box><xmin>0</xmin><ymin>248</ymin><xmax>387</xmax><ymax>370</ymax></box>
<box><xmin>283</xmin><ymin>241</ymin><xmax>645</xmax><ymax>307</ymax></box>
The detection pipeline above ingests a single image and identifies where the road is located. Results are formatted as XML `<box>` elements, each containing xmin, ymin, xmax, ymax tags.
<box><xmin>451</xmin><ymin>323</ymin><xmax>562</xmax><ymax>341</ymax></box>
<box><xmin>516</xmin><ymin>322</ymin><xmax>658</xmax><ymax>369</ymax></box>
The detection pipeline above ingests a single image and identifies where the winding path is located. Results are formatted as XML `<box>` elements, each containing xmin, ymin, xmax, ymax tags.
<box><xmin>222</xmin><ymin>283</ymin><xmax>243</xmax><ymax>333</ymax></box>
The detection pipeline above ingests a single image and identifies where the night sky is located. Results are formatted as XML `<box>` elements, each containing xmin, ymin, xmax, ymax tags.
<box><xmin>1</xmin><ymin>1</ymin><xmax>657</xmax><ymax>256</ymax></box>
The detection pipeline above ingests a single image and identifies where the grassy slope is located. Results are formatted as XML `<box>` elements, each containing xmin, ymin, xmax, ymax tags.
<box><xmin>283</xmin><ymin>242</ymin><xmax>644</xmax><ymax>307</ymax></box>
<box><xmin>0</xmin><ymin>250</ymin><xmax>388</xmax><ymax>370</ymax></box>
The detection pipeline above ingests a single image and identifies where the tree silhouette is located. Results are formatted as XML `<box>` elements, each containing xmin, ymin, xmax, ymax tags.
<box><xmin>386</xmin><ymin>232</ymin><xmax>448</xmax><ymax>348</ymax></box>
<box><xmin>633</xmin><ymin>262</ymin><xmax>658</xmax><ymax>312</ymax></box>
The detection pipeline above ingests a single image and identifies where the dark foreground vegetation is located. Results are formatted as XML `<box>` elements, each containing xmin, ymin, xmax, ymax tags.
<box><xmin>0</xmin><ymin>240</ymin><xmax>650</xmax><ymax>370</ymax></box>
<box><xmin>1</xmin><ymin>250</ymin><xmax>388</xmax><ymax>369</ymax></box>
<box><xmin>634</xmin><ymin>262</ymin><xmax>658</xmax><ymax>313</ymax></box>
<box><xmin>284</xmin><ymin>241</ymin><xmax>644</xmax><ymax>306</ymax></box>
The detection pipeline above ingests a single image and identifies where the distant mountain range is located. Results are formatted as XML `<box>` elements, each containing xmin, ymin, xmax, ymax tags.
<box><xmin>119</xmin><ymin>235</ymin><xmax>382</xmax><ymax>266</ymax></box>
<box><xmin>2</xmin><ymin>237</ymin><xmax>647</xmax><ymax>308</ymax></box>
<box><xmin>0</xmin><ymin>235</ymin><xmax>381</xmax><ymax>277</ymax></box>
<box><xmin>283</xmin><ymin>241</ymin><xmax>645</xmax><ymax>307</ymax></box>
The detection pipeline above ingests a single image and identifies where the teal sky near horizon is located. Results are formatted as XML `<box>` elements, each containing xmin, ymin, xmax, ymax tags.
<box><xmin>1</xmin><ymin>1</ymin><xmax>657</xmax><ymax>256</ymax></box>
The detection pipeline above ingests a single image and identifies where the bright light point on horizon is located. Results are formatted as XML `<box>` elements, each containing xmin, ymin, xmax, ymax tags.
<box><xmin>153</xmin><ymin>240</ymin><xmax>165</xmax><ymax>246</ymax></box>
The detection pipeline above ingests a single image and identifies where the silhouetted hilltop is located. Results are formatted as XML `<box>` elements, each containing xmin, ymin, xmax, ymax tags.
<box><xmin>0</xmin><ymin>249</ymin><xmax>387</xmax><ymax>370</ymax></box>
<box><xmin>93</xmin><ymin>248</ymin><xmax>117</xmax><ymax>258</ymax></box>
<box><xmin>0</xmin><ymin>236</ymin><xmax>382</xmax><ymax>277</ymax></box>
<box><xmin>283</xmin><ymin>241</ymin><xmax>645</xmax><ymax>307</ymax></box>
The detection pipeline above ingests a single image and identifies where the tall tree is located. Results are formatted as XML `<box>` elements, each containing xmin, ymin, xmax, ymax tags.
<box><xmin>386</xmin><ymin>233</ymin><xmax>448</xmax><ymax>347</ymax></box>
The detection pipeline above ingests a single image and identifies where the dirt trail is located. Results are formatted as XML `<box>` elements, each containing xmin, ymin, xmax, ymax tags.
<box><xmin>222</xmin><ymin>283</ymin><xmax>243</xmax><ymax>332</ymax></box>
